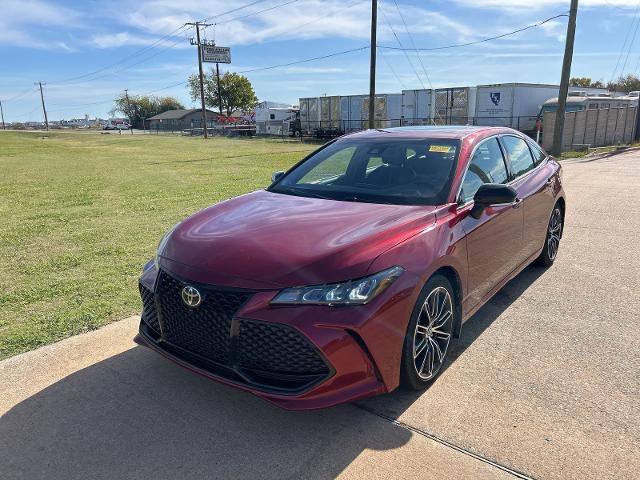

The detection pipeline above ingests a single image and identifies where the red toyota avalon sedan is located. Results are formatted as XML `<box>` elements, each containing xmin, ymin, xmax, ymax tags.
<box><xmin>135</xmin><ymin>126</ymin><xmax>565</xmax><ymax>410</ymax></box>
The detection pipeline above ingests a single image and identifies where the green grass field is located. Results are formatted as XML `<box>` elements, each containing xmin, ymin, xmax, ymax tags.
<box><xmin>0</xmin><ymin>131</ymin><xmax>317</xmax><ymax>359</ymax></box>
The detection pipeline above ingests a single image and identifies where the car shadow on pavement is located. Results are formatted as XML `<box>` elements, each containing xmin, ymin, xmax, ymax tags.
<box><xmin>0</xmin><ymin>345</ymin><xmax>411</xmax><ymax>480</ymax></box>
<box><xmin>356</xmin><ymin>264</ymin><xmax>548</xmax><ymax>416</ymax></box>
<box><xmin>0</xmin><ymin>266</ymin><xmax>546</xmax><ymax>480</ymax></box>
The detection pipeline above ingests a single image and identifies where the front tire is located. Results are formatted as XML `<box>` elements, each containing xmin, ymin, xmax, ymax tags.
<box><xmin>400</xmin><ymin>275</ymin><xmax>455</xmax><ymax>390</ymax></box>
<box><xmin>535</xmin><ymin>203</ymin><xmax>563</xmax><ymax>267</ymax></box>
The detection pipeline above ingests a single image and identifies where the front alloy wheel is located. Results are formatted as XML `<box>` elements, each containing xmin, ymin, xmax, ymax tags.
<box><xmin>401</xmin><ymin>275</ymin><xmax>455</xmax><ymax>389</ymax></box>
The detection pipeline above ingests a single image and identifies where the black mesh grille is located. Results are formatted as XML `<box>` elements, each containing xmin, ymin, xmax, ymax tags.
<box><xmin>138</xmin><ymin>269</ymin><xmax>332</xmax><ymax>393</ymax></box>
<box><xmin>156</xmin><ymin>270</ymin><xmax>252</xmax><ymax>364</ymax></box>
<box><xmin>238</xmin><ymin>319</ymin><xmax>328</xmax><ymax>374</ymax></box>
<box><xmin>139</xmin><ymin>284</ymin><xmax>160</xmax><ymax>335</ymax></box>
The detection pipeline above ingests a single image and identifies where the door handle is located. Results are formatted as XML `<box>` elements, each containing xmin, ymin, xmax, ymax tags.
<box><xmin>512</xmin><ymin>197</ymin><xmax>522</xmax><ymax>209</ymax></box>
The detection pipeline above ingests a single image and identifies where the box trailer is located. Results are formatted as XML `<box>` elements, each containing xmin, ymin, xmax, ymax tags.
<box><xmin>433</xmin><ymin>87</ymin><xmax>477</xmax><ymax>125</ymax></box>
<box><xmin>474</xmin><ymin>83</ymin><xmax>616</xmax><ymax>133</ymax></box>
<box><xmin>340</xmin><ymin>95</ymin><xmax>368</xmax><ymax>132</ymax></box>
<box><xmin>361</xmin><ymin>94</ymin><xmax>403</xmax><ymax>129</ymax></box>
<box><xmin>299</xmin><ymin>96</ymin><xmax>343</xmax><ymax>136</ymax></box>
<box><xmin>299</xmin><ymin>97</ymin><xmax>320</xmax><ymax>135</ymax></box>
<box><xmin>401</xmin><ymin>89</ymin><xmax>433</xmax><ymax>125</ymax></box>
<box><xmin>475</xmin><ymin>83</ymin><xmax>562</xmax><ymax>132</ymax></box>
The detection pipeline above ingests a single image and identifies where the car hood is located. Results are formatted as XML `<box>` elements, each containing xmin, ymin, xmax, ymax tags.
<box><xmin>161</xmin><ymin>190</ymin><xmax>437</xmax><ymax>288</ymax></box>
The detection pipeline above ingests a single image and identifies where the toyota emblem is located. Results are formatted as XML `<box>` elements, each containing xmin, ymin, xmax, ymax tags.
<box><xmin>181</xmin><ymin>285</ymin><xmax>202</xmax><ymax>307</ymax></box>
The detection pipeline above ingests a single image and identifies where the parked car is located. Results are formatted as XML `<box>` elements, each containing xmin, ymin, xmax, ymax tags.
<box><xmin>136</xmin><ymin>126</ymin><xmax>565</xmax><ymax>410</ymax></box>
<box><xmin>102</xmin><ymin>124</ymin><xmax>116</xmax><ymax>130</ymax></box>
<box><xmin>115</xmin><ymin>123</ymin><xmax>130</xmax><ymax>130</ymax></box>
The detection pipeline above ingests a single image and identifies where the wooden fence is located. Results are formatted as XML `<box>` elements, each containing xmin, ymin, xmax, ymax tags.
<box><xmin>543</xmin><ymin>106</ymin><xmax>637</xmax><ymax>152</ymax></box>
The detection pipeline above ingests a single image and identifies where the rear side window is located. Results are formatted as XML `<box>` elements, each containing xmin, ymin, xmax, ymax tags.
<box><xmin>527</xmin><ymin>139</ymin><xmax>547</xmax><ymax>165</ymax></box>
<box><xmin>502</xmin><ymin>135</ymin><xmax>536</xmax><ymax>178</ymax></box>
<box><xmin>460</xmin><ymin>138</ymin><xmax>509</xmax><ymax>203</ymax></box>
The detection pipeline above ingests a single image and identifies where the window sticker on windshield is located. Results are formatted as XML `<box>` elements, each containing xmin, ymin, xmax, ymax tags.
<box><xmin>429</xmin><ymin>145</ymin><xmax>453</xmax><ymax>153</ymax></box>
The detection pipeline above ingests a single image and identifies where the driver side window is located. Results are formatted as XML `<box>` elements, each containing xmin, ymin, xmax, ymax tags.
<box><xmin>460</xmin><ymin>138</ymin><xmax>509</xmax><ymax>204</ymax></box>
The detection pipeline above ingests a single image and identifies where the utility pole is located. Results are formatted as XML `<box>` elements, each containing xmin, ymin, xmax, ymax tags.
<box><xmin>368</xmin><ymin>0</ymin><xmax>378</xmax><ymax>130</ymax></box>
<box><xmin>0</xmin><ymin>100</ymin><xmax>5</xmax><ymax>130</ymax></box>
<box><xmin>551</xmin><ymin>0</ymin><xmax>579</xmax><ymax>157</ymax></box>
<box><xmin>124</xmin><ymin>89</ymin><xmax>134</xmax><ymax>135</ymax></box>
<box><xmin>216</xmin><ymin>62</ymin><xmax>223</xmax><ymax>116</ymax></box>
<box><xmin>36</xmin><ymin>82</ymin><xmax>49</xmax><ymax>131</ymax></box>
<box><xmin>186</xmin><ymin>21</ymin><xmax>213</xmax><ymax>139</ymax></box>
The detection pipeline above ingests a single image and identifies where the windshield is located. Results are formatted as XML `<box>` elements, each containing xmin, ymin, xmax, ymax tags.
<box><xmin>269</xmin><ymin>137</ymin><xmax>460</xmax><ymax>205</ymax></box>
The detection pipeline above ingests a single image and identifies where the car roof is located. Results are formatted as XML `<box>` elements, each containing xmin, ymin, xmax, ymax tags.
<box><xmin>342</xmin><ymin>125</ymin><xmax>515</xmax><ymax>140</ymax></box>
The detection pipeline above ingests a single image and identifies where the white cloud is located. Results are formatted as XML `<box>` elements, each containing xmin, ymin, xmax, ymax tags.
<box><xmin>100</xmin><ymin>1</ymin><xmax>473</xmax><ymax>46</ymax></box>
<box><xmin>0</xmin><ymin>0</ymin><xmax>82</xmax><ymax>50</ymax></box>
<box><xmin>452</xmin><ymin>0</ymin><xmax>639</xmax><ymax>9</ymax></box>
<box><xmin>91</xmin><ymin>31</ymin><xmax>189</xmax><ymax>49</ymax></box>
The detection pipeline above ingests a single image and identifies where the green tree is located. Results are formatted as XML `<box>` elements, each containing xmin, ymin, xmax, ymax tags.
<box><xmin>188</xmin><ymin>70</ymin><xmax>258</xmax><ymax>116</ymax></box>
<box><xmin>111</xmin><ymin>94</ymin><xmax>184</xmax><ymax>128</ymax></box>
<box><xmin>570</xmin><ymin>77</ymin><xmax>605</xmax><ymax>88</ymax></box>
<box><xmin>607</xmin><ymin>74</ymin><xmax>640</xmax><ymax>93</ymax></box>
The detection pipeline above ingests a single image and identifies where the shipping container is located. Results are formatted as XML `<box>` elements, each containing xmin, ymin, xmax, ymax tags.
<box><xmin>434</xmin><ymin>87</ymin><xmax>477</xmax><ymax>125</ymax></box>
<box><xmin>401</xmin><ymin>89</ymin><xmax>432</xmax><ymax>125</ymax></box>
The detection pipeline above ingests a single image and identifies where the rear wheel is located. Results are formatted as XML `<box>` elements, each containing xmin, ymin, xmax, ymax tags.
<box><xmin>535</xmin><ymin>203</ymin><xmax>563</xmax><ymax>267</ymax></box>
<box><xmin>400</xmin><ymin>275</ymin><xmax>455</xmax><ymax>390</ymax></box>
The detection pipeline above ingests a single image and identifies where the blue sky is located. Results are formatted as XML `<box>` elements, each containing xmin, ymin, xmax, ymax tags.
<box><xmin>1</xmin><ymin>0</ymin><xmax>639</xmax><ymax>121</ymax></box>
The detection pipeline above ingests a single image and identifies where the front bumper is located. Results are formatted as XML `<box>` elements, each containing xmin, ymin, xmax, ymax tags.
<box><xmin>136</xmin><ymin>261</ymin><xmax>417</xmax><ymax>410</ymax></box>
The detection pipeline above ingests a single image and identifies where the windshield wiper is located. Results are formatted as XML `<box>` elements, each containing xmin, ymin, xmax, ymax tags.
<box><xmin>276</xmin><ymin>187</ymin><xmax>333</xmax><ymax>200</ymax></box>
<box><xmin>339</xmin><ymin>195</ymin><xmax>395</xmax><ymax>205</ymax></box>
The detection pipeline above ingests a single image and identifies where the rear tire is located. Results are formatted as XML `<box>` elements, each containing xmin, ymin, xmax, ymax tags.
<box><xmin>535</xmin><ymin>203</ymin><xmax>563</xmax><ymax>267</ymax></box>
<box><xmin>400</xmin><ymin>275</ymin><xmax>455</xmax><ymax>390</ymax></box>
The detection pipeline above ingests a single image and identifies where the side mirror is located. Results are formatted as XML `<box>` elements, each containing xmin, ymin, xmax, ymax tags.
<box><xmin>271</xmin><ymin>171</ymin><xmax>285</xmax><ymax>184</ymax></box>
<box><xmin>470</xmin><ymin>184</ymin><xmax>518</xmax><ymax>219</ymax></box>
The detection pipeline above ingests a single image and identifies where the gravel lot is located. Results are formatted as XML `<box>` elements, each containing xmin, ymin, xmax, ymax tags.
<box><xmin>1</xmin><ymin>150</ymin><xmax>638</xmax><ymax>480</ymax></box>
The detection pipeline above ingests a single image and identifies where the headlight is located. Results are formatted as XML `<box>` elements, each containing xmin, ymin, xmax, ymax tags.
<box><xmin>271</xmin><ymin>266</ymin><xmax>404</xmax><ymax>306</ymax></box>
<box><xmin>154</xmin><ymin>224</ymin><xmax>179</xmax><ymax>269</ymax></box>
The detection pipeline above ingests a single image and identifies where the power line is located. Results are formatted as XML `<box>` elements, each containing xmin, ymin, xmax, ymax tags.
<box><xmin>379</xmin><ymin>50</ymin><xmax>407</xmax><ymax>90</ymax></box>
<box><xmin>213</xmin><ymin>0</ymin><xmax>301</xmax><ymax>25</ymax></box>
<box><xmin>236</xmin><ymin>45</ymin><xmax>369</xmax><ymax>73</ymax></box>
<box><xmin>2</xmin><ymin>87</ymin><xmax>37</xmax><ymax>103</ymax></box>
<box><xmin>620</xmin><ymin>5</ymin><xmax>640</xmax><ymax>77</ymax></box>
<box><xmin>49</xmin><ymin>24</ymin><xmax>190</xmax><ymax>85</ymax></box>
<box><xmin>260</xmin><ymin>0</ymin><xmax>366</xmax><ymax>42</ymax></box>
<box><xmin>390</xmin><ymin>0</ymin><xmax>436</xmax><ymax>92</ymax></box>
<box><xmin>10</xmin><ymin>105</ymin><xmax>42</xmax><ymax>119</ymax></box>
<box><xmin>609</xmin><ymin>1</ymin><xmax>640</xmax><ymax>83</ymax></box>
<box><xmin>603</xmin><ymin>0</ymin><xmax>635</xmax><ymax>11</ymax></box>
<box><xmin>41</xmin><ymin>0</ymin><xmax>365</xmax><ymax>97</ymax></box>
<box><xmin>377</xmin><ymin>0</ymin><xmax>427</xmax><ymax>90</ymax></box>
<box><xmin>200</xmin><ymin>0</ymin><xmax>272</xmax><ymax>23</ymax></box>
<box><xmin>54</xmin><ymin>28</ymin><xmax>194</xmax><ymax>87</ymax></box>
<box><xmin>47</xmin><ymin>1</ymin><xmax>276</xmax><ymax>86</ymax></box>
<box><xmin>388</xmin><ymin>0</ymin><xmax>440</xmax><ymax>123</ymax></box>
<box><xmin>378</xmin><ymin>13</ymin><xmax>569</xmax><ymax>52</ymax></box>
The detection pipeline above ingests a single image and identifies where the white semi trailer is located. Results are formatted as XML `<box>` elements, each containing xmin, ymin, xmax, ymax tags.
<box><xmin>401</xmin><ymin>89</ymin><xmax>433</xmax><ymax>126</ymax></box>
<box><xmin>474</xmin><ymin>83</ymin><xmax>611</xmax><ymax>133</ymax></box>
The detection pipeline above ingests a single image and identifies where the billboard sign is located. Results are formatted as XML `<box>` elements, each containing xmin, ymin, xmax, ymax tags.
<box><xmin>202</xmin><ymin>45</ymin><xmax>231</xmax><ymax>63</ymax></box>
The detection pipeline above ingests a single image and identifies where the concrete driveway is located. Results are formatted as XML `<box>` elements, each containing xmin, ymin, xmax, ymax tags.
<box><xmin>1</xmin><ymin>150</ymin><xmax>638</xmax><ymax>480</ymax></box>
